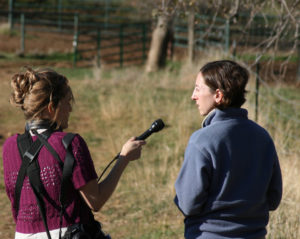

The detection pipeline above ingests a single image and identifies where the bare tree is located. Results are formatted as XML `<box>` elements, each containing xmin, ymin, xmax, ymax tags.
<box><xmin>145</xmin><ymin>0</ymin><xmax>177</xmax><ymax>72</ymax></box>
<box><xmin>137</xmin><ymin>0</ymin><xmax>300</xmax><ymax>81</ymax></box>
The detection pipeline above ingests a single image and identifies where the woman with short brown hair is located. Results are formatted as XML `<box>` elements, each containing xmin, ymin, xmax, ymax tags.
<box><xmin>174</xmin><ymin>60</ymin><xmax>282</xmax><ymax>239</ymax></box>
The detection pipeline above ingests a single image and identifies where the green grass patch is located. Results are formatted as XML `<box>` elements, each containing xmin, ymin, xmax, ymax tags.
<box><xmin>56</xmin><ymin>67</ymin><xmax>93</xmax><ymax>79</ymax></box>
<box><xmin>0</xmin><ymin>51</ymin><xmax>73</xmax><ymax>61</ymax></box>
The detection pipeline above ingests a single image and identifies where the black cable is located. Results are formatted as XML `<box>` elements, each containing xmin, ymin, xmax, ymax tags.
<box><xmin>97</xmin><ymin>153</ymin><xmax>120</xmax><ymax>183</ymax></box>
<box><xmin>97</xmin><ymin>119</ymin><xmax>165</xmax><ymax>183</ymax></box>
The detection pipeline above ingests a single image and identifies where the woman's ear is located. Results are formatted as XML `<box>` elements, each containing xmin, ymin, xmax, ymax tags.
<box><xmin>214</xmin><ymin>89</ymin><xmax>224</xmax><ymax>105</ymax></box>
<box><xmin>47</xmin><ymin>102</ymin><xmax>56</xmax><ymax>118</ymax></box>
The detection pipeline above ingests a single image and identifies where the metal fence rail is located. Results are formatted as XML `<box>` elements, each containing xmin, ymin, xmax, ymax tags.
<box><xmin>0</xmin><ymin>8</ymin><xmax>151</xmax><ymax>68</ymax></box>
<box><xmin>5</xmin><ymin>0</ymin><xmax>143</xmax><ymax>31</ymax></box>
<box><xmin>174</xmin><ymin>12</ymin><xmax>230</xmax><ymax>52</ymax></box>
<box><xmin>72</xmin><ymin>18</ymin><xmax>150</xmax><ymax>67</ymax></box>
<box><xmin>173</xmin><ymin>11</ymin><xmax>297</xmax><ymax>53</ymax></box>
<box><xmin>2</xmin><ymin>2</ymin><xmax>300</xmax><ymax>69</ymax></box>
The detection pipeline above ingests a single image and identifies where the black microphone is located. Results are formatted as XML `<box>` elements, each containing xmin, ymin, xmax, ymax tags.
<box><xmin>135</xmin><ymin>119</ymin><xmax>165</xmax><ymax>140</ymax></box>
<box><xmin>97</xmin><ymin>119</ymin><xmax>165</xmax><ymax>182</ymax></box>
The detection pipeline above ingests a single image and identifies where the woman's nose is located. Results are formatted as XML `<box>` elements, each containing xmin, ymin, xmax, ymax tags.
<box><xmin>191</xmin><ymin>91</ymin><xmax>196</xmax><ymax>100</ymax></box>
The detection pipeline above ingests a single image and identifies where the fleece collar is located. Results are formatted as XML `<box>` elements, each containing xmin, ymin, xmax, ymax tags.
<box><xmin>202</xmin><ymin>108</ymin><xmax>248</xmax><ymax>128</ymax></box>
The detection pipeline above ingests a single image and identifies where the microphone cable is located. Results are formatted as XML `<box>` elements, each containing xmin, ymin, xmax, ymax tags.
<box><xmin>97</xmin><ymin>119</ymin><xmax>165</xmax><ymax>183</ymax></box>
<box><xmin>97</xmin><ymin>154</ymin><xmax>120</xmax><ymax>183</ymax></box>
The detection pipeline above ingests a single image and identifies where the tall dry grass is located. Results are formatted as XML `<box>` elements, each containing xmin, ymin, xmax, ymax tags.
<box><xmin>66</xmin><ymin>54</ymin><xmax>299</xmax><ymax>238</ymax></box>
<box><xmin>0</xmin><ymin>53</ymin><xmax>299</xmax><ymax>238</ymax></box>
<box><xmin>245</xmin><ymin>80</ymin><xmax>300</xmax><ymax>238</ymax></box>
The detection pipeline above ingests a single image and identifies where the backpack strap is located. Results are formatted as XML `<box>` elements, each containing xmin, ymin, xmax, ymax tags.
<box><xmin>60</xmin><ymin>133</ymin><xmax>109</xmax><ymax>239</ymax></box>
<box><xmin>15</xmin><ymin>131</ymin><xmax>32</xmax><ymax>215</ymax></box>
<box><xmin>32</xmin><ymin>129</ymin><xmax>64</xmax><ymax>169</ymax></box>
<box><xmin>16</xmin><ymin>130</ymin><xmax>53</xmax><ymax>239</ymax></box>
<box><xmin>58</xmin><ymin>133</ymin><xmax>76</xmax><ymax>239</ymax></box>
<box><xmin>60</xmin><ymin>133</ymin><xmax>76</xmax><ymax>207</ymax></box>
<box><xmin>27</xmin><ymin>156</ymin><xmax>52</xmax><ymax>239</ymax></box>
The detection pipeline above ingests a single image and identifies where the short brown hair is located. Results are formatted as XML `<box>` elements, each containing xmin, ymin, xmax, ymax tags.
<box><xmin>10</xmin><ymin>67</ymin><xmax>73</xmax><ymax>124</ymax></box>
<box><xmin>200</xmin><ymin>60</ymin><xmax>249</xmax><ymax>109</ymax></box>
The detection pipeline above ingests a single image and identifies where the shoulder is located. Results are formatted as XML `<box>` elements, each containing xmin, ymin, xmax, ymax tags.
<box><xmin>240</xmin><ymin>119</ymin><xmax>275</xmax><ymax>146</ymax></box>
<box><xmin>70</xmin><ymin>133</ymin><xmax>87</xmax><ymax>146</ymax></box>
<box><xmin>61</xmin><ymin>133</ymin><xmax>91</xmax><ymax>159</ymax></box>
<box><xmin>2</xmin><ymin>134</ymin><xmax>20</xmax><ymax>170</ymax></box>
<box><xmin>3</xmin><ymin>133</ymin><xmax>19</xmax><ymax>144</ymax></box>
<box><xmin>48</xmin><ymin>131</ymin><xmax>86</xmax><ymax>146</ymax></box>
<box><xmin>2</xmin><ymin>134</ymin><xmax>19</xmax><ymax>153</ymax></box>
<box><xmin>247</xmin><ymin>119</ymin><xmax>272</xmax><ymax>136</ymax></box>
<box><xmin>186</xmin><ymin>129</ymin><xmax>214</xmax><ymax>161</ymax></box>
<box><xmin>46</xmin><ymin>132</ymin><xmax>90</xmax><ymax>158</ymax></box>
<box><xmin>189</xmin><ymin>126</ymin><xmax>216</xmax><ymax>149</ymax></box>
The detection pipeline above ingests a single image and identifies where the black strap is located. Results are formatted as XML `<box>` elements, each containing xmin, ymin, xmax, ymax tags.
<box><xmin>17</xmin><ymin>130</ymin><xmax>32</xmax><ymax>157</ymax></box>
<box><xmin>32</xmin><ymin>129</ymin><xmax>64</xmax><ymax>169</ymax></box>
<box><xmin>60</xmin><ymin>133</ymin><xmax>76</xmax><ymax>204</ymax></box>
<box><xmin>59</xmin><ymin>133</ymin><xmax>99</xmax><ymax>239</ymax></box>
<box><xmin>16</xmin><ymin>130</ymin><xmax>52</xmax><ymax>239</ymax></box>
<box><xmin>16</xmin><ymin>131</ymin><xmax>91</xmax><ymax>239</ymax></box>
<box><xmin>59</xmin><ymin>133</ymin><xmax>76</xmax><ymax>239</ymax></box>
<box><xmin>27</xmin><ymin>158</ymin><xmax>52</xmax><ymax>239</ymax></box>
<box><xmin>15</xmin><ymin>132</ymin><xmax>32</xmax><ymax>215</ymax></box>
<box><xmin>15</xmin><ymin>131</ymin><xmax>41</xmax><ymax>215</ymax></box>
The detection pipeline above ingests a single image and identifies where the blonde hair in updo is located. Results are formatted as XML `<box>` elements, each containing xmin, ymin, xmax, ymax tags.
<box><xmin>10</xmin><ymin>67</ymin><xmax>74</xmax><ymax>124</ymax></box>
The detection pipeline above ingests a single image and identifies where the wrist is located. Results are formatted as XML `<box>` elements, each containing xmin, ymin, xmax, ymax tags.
<box><xmin>118</xmin><ymin>154</ymin><xmax>129</xmax><ymax>165</ymax></box>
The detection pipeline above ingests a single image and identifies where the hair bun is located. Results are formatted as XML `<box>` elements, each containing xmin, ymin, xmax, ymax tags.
<box><xmin>10</xmin><ymin>68</ymin><xmax>37</xmax><ymax>108</ymax></box>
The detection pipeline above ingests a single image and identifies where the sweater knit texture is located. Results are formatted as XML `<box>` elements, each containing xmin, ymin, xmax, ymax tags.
<box><xmin>2</xmin><ymin>131</ymin><xmax>98</xmax><ymax>234</ymax></box>
<box><xmin>174</xmin><ymin>108</ymin><xmax>282</xmax><ymax>239</ymax></box>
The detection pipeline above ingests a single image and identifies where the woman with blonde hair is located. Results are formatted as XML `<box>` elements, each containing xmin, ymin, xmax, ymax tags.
<box><xmin>3</xmin><ymin>67</ymin><xmax>145</xmax><ymax>239</ymax></box>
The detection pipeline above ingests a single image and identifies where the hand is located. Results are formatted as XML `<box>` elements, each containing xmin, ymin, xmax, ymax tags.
<box><xmin>120</xmin><ymin>137</ymin><xmax>146</xmax><ymax>161</ymax></box>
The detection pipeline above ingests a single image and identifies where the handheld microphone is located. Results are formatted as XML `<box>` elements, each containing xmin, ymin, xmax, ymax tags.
<box><xmin>135</xmin><ymin>119</ymin><xmax>165</xmax><ymax>140</ymax></box>
<box><xmin>97</xmin><ymin>119</ymin><xmax>165</xmax><ymax>182</ymax></box>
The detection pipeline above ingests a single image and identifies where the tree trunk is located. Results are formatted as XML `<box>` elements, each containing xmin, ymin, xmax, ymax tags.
<box><xmin>145</xmin><ymin>14</ymin><xmax>172</xmax><ymax>72</ymax></box>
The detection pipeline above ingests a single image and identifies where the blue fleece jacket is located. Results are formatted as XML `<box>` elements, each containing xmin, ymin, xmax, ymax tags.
<box><xmin>174</xmin><ymin>108</ymin><xmax>282</xmax><ymax>239</ymax></box>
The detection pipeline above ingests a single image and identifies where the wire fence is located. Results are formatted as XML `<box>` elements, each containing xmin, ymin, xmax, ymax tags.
<box><xmin>0</xmin><ymin>0</ymin><xmax>152</xmax><ymax>67</ymax></box>
<box><xmin>242</xmin><ymin>60</ymin><xmax>300</xmax><ymax>154</ymax></box>
<box><xmin>0</xmin><ymin>3</ymin><xmax>299</xmax><ymax>140</ymax></box>
<box><xmin>173</xmin><ymin>10</ymin><xmax>300</xmax><ymax>77</ymax></box>
<box><xmin>0</xmin><ymin>10</ymin><xmax>152</xmax><ymax>67</ymax></box>
<box><xmin>5</xmin><ymin>0</ymin><xmax>141</xmax><ymax>29</ymax></box>
<box><xmin>2</xmin><ymin>2</ymin><xmax>300</xmax><ymax>72</ymax></box>
<box><xmin>73</xmin><ymin>20</ymin><xmax>150</xmax><ymax>67</ymax></box>
<box><xmin>174</xmin><ymin>12</ymin><xmax>230</xmax><ymax>52</ymax></box>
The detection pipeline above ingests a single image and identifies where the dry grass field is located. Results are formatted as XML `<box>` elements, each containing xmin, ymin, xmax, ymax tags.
<box><xmin>0</xmin><ymin>27</ymin><xmax>299</xmax><ymax>238</ymax></box>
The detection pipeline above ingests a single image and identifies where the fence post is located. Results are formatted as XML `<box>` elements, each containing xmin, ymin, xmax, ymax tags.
<box><xmin>105</xmin><ymin>0</ymin><xmax>109</xmax><ymax>29</ymax></box>
<box><xmin>57</xmin><ymin>0</ymin><xmax>62</xmax><ymax>30</ymax></box>
<box><xmin>20</xmin><ymin>14</ymin><xmax>25</xmax><ymax>56</ymax></box>
<box><xmin>8</xmin><ymin>0</ymin><xmax>14</xmax><ymax>30</ymax></box>
<box><xmin>73</xmin><ymin>14</ymin><xmax>79</xmax><ymax>67</ymax></box>
<box><xmin>188</xmin><ymin>9</ymin><xmax>195</xmax><ymax>64</ymax></box>
<box><xmin>297</xmin><ymin>40</ymin><xmax>300</xmax><ymax>83</ymax></box>
<box><xmin>232</xmin><ymin>39</ymin><xmax>236</xmax><ymax>58</ymax></box>
<box><xmin>97</xmin><ymin>28</ymin><xmax>101</xmax><ymax>68</ymax></box>
<box><xmin>119</xmin><ymin>24</ymin><xmax>124</xmax><ymax>67</ymax></box>
<box><xmin>225</xmin><ymin>19</ymin><xmax>230</xmax><ymax>53</ymax></box>
<box><xmin>255</xmin><ymin>62</ymin><xmax>260</xmax><ymax>122</ymax></box>
<box><xmin>142</xmin><ymin>23</ymin><xmax>147</xmax><ymax>63</ymax></box>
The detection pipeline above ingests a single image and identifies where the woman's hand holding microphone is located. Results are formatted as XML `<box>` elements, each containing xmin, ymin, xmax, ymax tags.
<box><xmin>119</xmin><ymin>137</ymin><xmax>146</xmax><ymax>162</ymax></box>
